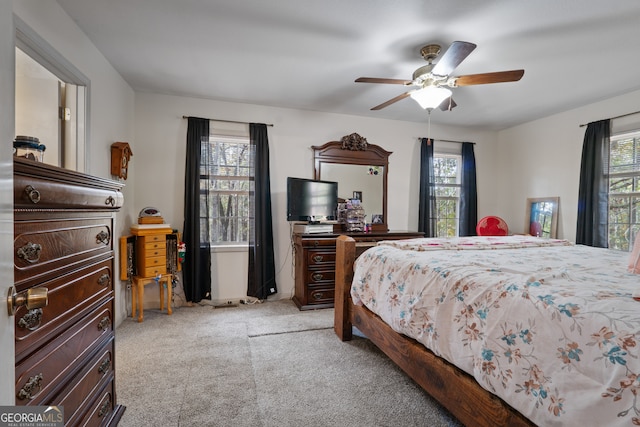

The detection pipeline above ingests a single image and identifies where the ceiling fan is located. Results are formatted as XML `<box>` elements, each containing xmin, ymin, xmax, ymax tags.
<box><xmin>355</xmin><ymin>41</ymin><xmax>524</xmax><ymax>111</ymax></box>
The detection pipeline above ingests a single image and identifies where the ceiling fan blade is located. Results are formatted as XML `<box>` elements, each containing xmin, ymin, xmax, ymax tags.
<box><xmin>371</xmin><ymin>92</ymin><xmax>411</xmax><ymax>110</ymax></box>
<box><xmin>439</xmin><ymin>97</ymin><xmax>457</xmax><ymax>111</ymax></box>
<box><xmin>454</xmin><ymin>69</ymin><xmax>524</xmax><ymax>86</ymax></box>
<box><xmin>356</xmin><ymin>77</ymin><xmax>412</xmax><ymax>85</ymax></box>
<box><xmin>431</xmin><ymin>41</ymin><xmax>476</xmax><ymax>76</ymax></box>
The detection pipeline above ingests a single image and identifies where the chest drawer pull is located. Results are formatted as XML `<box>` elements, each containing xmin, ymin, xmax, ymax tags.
<box><xmin>105</xmin><ymin>196</ymin><xmax>116</xmax><ymax>206</ymax></box>
<box><xmin>98</xmin><ymin>356</ymin><xmax>111</xmax><ymax>374</ymax></box>
<box><xmin>312</xmin><ymin>273</ymin><xmax>324</xmax><ymax>281</ymax></box>
<box><xmin>96</xmin><ymin>230</ymin><xmax>111</xmax><ymax>245</ymax></box>
<box><xmin>312</xmin><ymin>255</ymin><xmax>324</xmax><ymax>263</ymax></box>
<box><xmin>98</xmin><ymin>398</ymin><xmax>111</xmax><ymax>418</ymax></box>
<box><xmin>98</xmin><ymin>273</ymin><xmax>111</xmax><ymax>287</ymax></box>
<box><xmin>97</xmin><ymin>316</ymin><xmax>111</xmax><ymax>331</ymax></box>
<box><xmin>17</xmin><ymin>242</ymin><xmax>42</xmax><ymax>264</ymax></box>
<box><xmin>18</xmin><ymin>308</ymin><xmax>43</xmax><ymax>331</ymax></box>
<box><xmin>24</xmin><ymin>185</ymin><xmax>41</xmax><ymax>204</ymax></box>
<box><xmin>17</xmin><ymin>373</ymin><xmax>43</xmax><ymax>400</ymax></box>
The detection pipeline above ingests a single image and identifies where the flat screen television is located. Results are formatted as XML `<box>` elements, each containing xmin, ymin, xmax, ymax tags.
<box><xmin>287</xmin><ymin>177</ymin><xmax>338</xmax><ymax>222</ymax></box>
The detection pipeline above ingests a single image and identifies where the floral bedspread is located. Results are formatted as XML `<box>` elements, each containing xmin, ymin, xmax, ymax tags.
<box><xmin>351</xmin><ymin>236</ymin><xmax>640</xmax><ymax>426</ymax></box>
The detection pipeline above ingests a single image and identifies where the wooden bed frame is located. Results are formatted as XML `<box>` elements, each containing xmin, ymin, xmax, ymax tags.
<box><xmin>333</xmin><ymin>235</ymin><xmax>535</xmax><ymax>427</ymax></box>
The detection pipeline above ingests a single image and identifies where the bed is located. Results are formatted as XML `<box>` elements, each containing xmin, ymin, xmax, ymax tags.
<box><xmin>334</xmin><ymin>234</ymin><xmax>640</xmax><ymax>427</ymax></box>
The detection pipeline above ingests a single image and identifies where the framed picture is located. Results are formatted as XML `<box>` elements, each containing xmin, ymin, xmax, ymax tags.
<box><xmin>372</xmin><ymin>214</ymin><xmax>383</xmax><ymax>224</ymax></box>
<box><xmin>352</xmin><ymin>191</ymin><xmax>362</xmax><ymax>201</ymax></box>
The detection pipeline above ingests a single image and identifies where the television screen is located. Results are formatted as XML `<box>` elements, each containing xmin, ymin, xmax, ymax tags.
<box><xmin>287</xmin><ymin>177</ymin><xmax>338</xmax><ymax>222</ymax></box>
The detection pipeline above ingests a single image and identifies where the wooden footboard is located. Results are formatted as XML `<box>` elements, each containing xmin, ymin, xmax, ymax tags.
<box><xmin>334</xmin><ymin>235</ymin><xmax>534</xmax><ymax>427</ymax></box>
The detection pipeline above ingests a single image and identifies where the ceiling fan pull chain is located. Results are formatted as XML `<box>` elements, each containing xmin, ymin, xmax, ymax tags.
<box><xmin>427</xmin><ymin>110</ymin><xmax>432</xmax><ymax>145</ymax></box>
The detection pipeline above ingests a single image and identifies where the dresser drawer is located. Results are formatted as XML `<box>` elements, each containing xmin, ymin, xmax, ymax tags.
<box><xmin>306</xmin><ymin>250</ymin><xmax>336</xmax><ymax>266</ymax></box>
<box><xmin>79</xmin><ymin>381</ymin><xmax>116</xmax><ymax>427</ymax></box>
<box><xmin>55</xmin><ymin>339</ymin><xmax>114</xmax><ymax>427</ymax></box>
<box><xmin>14</xmin><ymin>217</ymin><xmax>114</xmax><ymax>286</ymax></box>
<box><xmin>14</xmin><ymin>169</ymin><xmax>123</xmax><ymax>210</ymax></box>
<box><xmin>15</xmin><ymin>257</ymin><xmax>114</xmax><ymax>362</ymax></box>
<box><xmin>15</xmin><ymin>302</ymin><xmax>114</xmax><ymax>406</ymax></box>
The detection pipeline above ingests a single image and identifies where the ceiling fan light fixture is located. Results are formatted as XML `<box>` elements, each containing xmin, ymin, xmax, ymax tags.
<box><xmin>410</xmin><ymin>86</ymin><xmax>452</xmax><ymax>109</ymax></box>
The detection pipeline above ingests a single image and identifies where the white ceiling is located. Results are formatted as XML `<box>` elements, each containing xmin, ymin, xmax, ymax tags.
<box><xmin>55</xmin><ymin>0</ymin><xmax>640</xmax><ymax>131</ymax></box>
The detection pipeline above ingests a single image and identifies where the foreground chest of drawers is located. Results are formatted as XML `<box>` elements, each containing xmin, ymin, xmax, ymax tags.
<box><xmin>293</xmin><ymin>230</ymin><xmax>424</xmax><ymax>310</ymax></box>
<box><xmin>13</xmin><ymin>158</ymin><xmax>126</xmax><ymax>426</ymax></box>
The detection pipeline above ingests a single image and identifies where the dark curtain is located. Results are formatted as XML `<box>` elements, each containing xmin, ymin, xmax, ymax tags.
<box><xmin>418</xmin><ymin>138</ymin><xmax>437</xmax><ymax>237</ymax></box>
<box><xmin>576</xmin><ymin>119</ymin><xmax>610</xmax><ymax>247</ymax></box>
<box><xmin>459</xmin><ymin>142</ymin><xmax>478</xmax><ymax>236</ymax></box>
<box><xmin>247</xmin><ymin>123</ymin><xmax>278</xmax><ymax>300</ymax></box>
<box><xmin>182</xmin><ymin>117</ymin><xmax>212</xmax><ymax>303</ymax></box>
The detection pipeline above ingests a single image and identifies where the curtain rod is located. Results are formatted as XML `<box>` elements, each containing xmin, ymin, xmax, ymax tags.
<box><xmin>422</xmin><ymin>137</ymin><xmax>475</xmax><ymax>145</ymax></box>
<box><xmin>182</xmin><ymin>115</ymin><xmax>274</xmax><ymax>127</ymax></box>
<box><xmin>579</xmin><ymin>110</ymin><xmax>640</xmax><ymax>127</ymax></box>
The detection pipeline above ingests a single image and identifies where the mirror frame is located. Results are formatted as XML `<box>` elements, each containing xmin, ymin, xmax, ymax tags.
<box><xmin>525</xmin><ymin>197</ymin><xmax>559</xmax><ymax>238</ymax></box>
<box><xmin>312</xmin><ymin>134</ymin><xmax>391</xmax><ymax>232</ymax></box>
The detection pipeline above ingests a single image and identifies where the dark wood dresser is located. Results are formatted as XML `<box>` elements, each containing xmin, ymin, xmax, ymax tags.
<box><xmin>12</xmin><ymin>158</ymin><xmax>126</xmax><ymax>426</ymax></box>
<box><xmin>293</xmin><ymin>231</ymin><xmax>423</xmax><ymax>310</ymax></box>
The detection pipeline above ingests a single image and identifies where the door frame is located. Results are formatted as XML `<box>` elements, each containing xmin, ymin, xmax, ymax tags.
<box><xmin>0</xmin><ymin>0</ymin><xmax>16</xmax><ymax>405</ymax></box>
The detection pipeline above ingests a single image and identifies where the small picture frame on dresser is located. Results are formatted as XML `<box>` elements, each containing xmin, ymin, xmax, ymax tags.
<box><xmin>352</xmin><ymin>191</ymin><xmax>362</xmax><ymax>201</ymax></box>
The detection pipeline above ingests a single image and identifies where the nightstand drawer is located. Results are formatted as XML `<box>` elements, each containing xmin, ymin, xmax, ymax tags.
<box><xmin>305</xmin><ymin>269</ymin><xmax>334</xmax><ymax>284</ymax></box>
<box><xmin>308</xmin><ymin>286</ymin><xmax>335</xmax><ymax>304</ymax></box>
<box><xmin>306</xmin><ymin>250</ymin><xmax>336</xmax><ymax>266</ymax></box>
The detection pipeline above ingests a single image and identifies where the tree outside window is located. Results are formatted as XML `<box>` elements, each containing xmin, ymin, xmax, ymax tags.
<box><xmin>200</xmin><ymin>135</ymin><xmax>252</xmax><ymax>245</ymax></box>
<box><xmin>608</xmin><ymin>133</ymin><xmax>640</xmax><ymax>251</ymax></box>
<box><xmin>433</xmin><ymin>154</ymin><xmax>461</xmax><ymax>237</ymax></box>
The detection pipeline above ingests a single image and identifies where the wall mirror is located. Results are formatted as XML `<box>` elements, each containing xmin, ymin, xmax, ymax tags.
<box><xmin>525</xmin><ymin>197</ymin><xmax>559</xmax><ymax>238</ymax></box>
<box><xmin>313</xmin><ymin>134</ymin><xmax>391</xmax><ymax>232</ymax></box>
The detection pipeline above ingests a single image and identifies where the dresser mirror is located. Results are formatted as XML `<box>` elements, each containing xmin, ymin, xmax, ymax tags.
<box><xmin>312</xmin><ymin>134</ymin><xmax>391</xmax><ymax>232</ymax></box>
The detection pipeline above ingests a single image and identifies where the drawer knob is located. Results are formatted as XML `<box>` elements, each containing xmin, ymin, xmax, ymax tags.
<box><xmin>312</xmin><ymin>273</ymin><xmax>324</xmax><ymax>281</ymax></box>
<box><xmin>98</xmin><ymin>398</ymin><xmax>111</xmax><ymax>418</ymax></box>
<box><xmin>312</xmin><ymin>292</ymin><xmax>324</xmax><ymax>300</ymax></box>
<box><xmin>97</xmin><ymin>316</ymin><xmax>111</xmax><ymax>331</ymax></box>
<box><xmin>16</xmin><ymin>242</ymin><xmax>42</xmax><ymax>264</ymax></box>
<box><xmin>98</xmin><ymin>356</ymin><xmax>111</xmax><ymax>374</ymax></box>
<box><xmin>98</xmin><ymin>273</ymin><xmax>111</xmax><ymax>287</ymax></box>
<box><xmin>17</xmin><ymin>308</ymin><xmax>43</xmax><ymax>331</ymax></box>
<box><xmin>96</xmin><ymin>230</ymin><xmax>111</xmax><ymax>245</ymax></box>
<box><xmin>17</xmin><ymin>373</ymin><xmax>43</xmax><ymax>400</ymax></box>
<box><xmin>105</xmin><ymin>196</ymin><xmax>116</xmax><ymax>206</ymax></box>
<box><xmin>24</xmin><ymin>185</ymin><xmax>41</xmax><ymax>204</ymax></box>
<box><xmin>312</xmin><ymin>255</ymin><xmax>324</xmax><ymax>263</ymax></box>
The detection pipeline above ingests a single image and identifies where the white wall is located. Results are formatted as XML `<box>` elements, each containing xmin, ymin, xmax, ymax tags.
<box><xmin>13</xmin><ymin>1</ymin><xmax>136</xmax><ymax>326</ymax></box>
<box><xmin>134</xmin><ymin>92</ymin><xmax>500</xmax><ymax>305</ymax></box>
<box><xmin>496</xmin><ymin>89</ymin><xmax>640</xmax><ymax>242</ymax></box>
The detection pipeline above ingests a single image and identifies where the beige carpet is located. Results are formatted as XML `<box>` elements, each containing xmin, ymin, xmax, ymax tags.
<box><xmin>115</xmin><ymin>299</ymin><xmax>462</xmax><ymax>427</ymax></box>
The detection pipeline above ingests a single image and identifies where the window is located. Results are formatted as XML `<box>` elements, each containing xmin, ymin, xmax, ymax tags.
<box><xmin>433</xmin><ymin>154</ymin><xmax>462</xmax><ymax>237</ymax></box>
<box><xmin>200</xmin><ymin>134</ymin><xmax>252</xmax><ymax>245</ymax></box>
<box><xmin>608</xmin><ymin>131</ymin><xmax>640</xmax><ymax>251</ymax></box>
